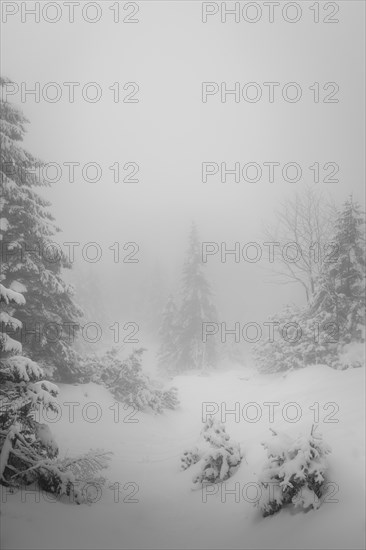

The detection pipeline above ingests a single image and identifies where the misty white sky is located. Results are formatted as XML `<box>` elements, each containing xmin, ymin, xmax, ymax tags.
<box><xmin>2</xmin><ymin>0</ymin><xmax>365</xmax><ymax>326</ymax></box>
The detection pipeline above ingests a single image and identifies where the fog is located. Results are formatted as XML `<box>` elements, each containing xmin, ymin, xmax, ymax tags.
<box><xmin>2</xmin><ymin>0</ymin><xmax>365</xmax><ymax>335</ymax></box>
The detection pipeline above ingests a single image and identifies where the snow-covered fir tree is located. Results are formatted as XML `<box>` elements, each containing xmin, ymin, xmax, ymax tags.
<box><xmin>257</xmin><ymin>426</ymin><xmax>331</xmax><ymax>516</ymax></box>
<box><xmin>180</xmin><ymin>417</ymin><xmax>242</xmax><ymax>486</ymax></box>
<box><xmin>310</xmin><ymin>197</ymin><xmax>365</xmax><ymax>345</ymax></box>
<box><xmin>175</xmin><ymin>223</ymin><xmax>218</xmax><ymax>372</ymax></box>
<box><xmin>0</xmin><ymin>76</ymin><xmax>82</xmax><ymax>381</ymax></box>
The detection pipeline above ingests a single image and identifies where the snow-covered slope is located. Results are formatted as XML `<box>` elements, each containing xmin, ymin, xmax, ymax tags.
<box><xmin>1</xmin><ymin>365</ymin><xmax>365</xmax><ymax>549</ymax></box>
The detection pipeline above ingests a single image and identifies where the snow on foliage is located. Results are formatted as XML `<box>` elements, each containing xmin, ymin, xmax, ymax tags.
<box><xmin>5</xmin><ymin>355</ymin><xmax>44</xmax><ymax>382</ymax></box>
<box><xmin>0</xmin><ymin>81</ymin><xmax>82</xmax><ymax>381</ymax></box>
<box><xmin>0</xmin><ymin>283</ymin><xmax>26</xmax><ymax>306</ymax></box>
<box><xmin>0</xmin><ymin>281</ymin><xmax>110</xmax><ymax>503</ymax></box>
<box><xmin>257</xmin><ymin>425</ymin><xmax>331</xmax><ymax>516</ymax></box>
<box><xmin>0</xmin><ymin>217</ymin><xmax>9</xmax><ymax>235</ymax></box>
<box><xmin>36</xmin><ymin>450</ymin><xmax>112</xmax><ymax>504</ymax></box>
<box><xmin>181</xmin><ymin>417</ymin><xmax>243</xmax><ymax>486</ymax></box>
<box><xmin>0</xmin><ymin>333</ymin><xmax>23</xmax><ymax>354</ymax></box>
<box><xmin>338</xmin><ymin>342</ymin><xmax>365</xmax><ymax>369</ymax></box>
<box><xmin>9</xmin><ymin>280</ymin><xmax>27</xmax><ymax>294</ymax></box>
<box><xmin>79</xmin><ymin>347</ymin><xmax>179</xmax><ymax>414</ymax></box>
<box><xmin>0</xmin><ymin>311</ymin><xmax>22</xmax><ymax>330</ymax></box>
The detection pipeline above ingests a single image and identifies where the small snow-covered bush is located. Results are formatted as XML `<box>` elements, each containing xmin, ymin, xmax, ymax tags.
<box><xmin>257</xmin><ymin>426</ymin><xmax>331</xmax><ymax>516</ymax></box>
<box><xmin>180</xmin><ymin>417</ymin><xmax>243</xmax><ymax>486</ymax></box>
<box><xmin>81</xmin><ymin>348</ymin><xmax>179</xmax><ymax>414</ymax></box>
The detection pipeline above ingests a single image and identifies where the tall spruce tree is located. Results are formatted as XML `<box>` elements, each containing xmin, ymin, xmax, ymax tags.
<box><xmin>0</xmin><ymin>76</ymin><xmax>82</xmax><ymax>381</ymax></box>
<box><xmin>175</xmin><ymin>223</ymin><xmax>217</xmax><ymax>371</ymax></box>
<box><xmin>311</xmin><ymin>197</ymin><xmax>366</xmax><ymax>344</ymax></box>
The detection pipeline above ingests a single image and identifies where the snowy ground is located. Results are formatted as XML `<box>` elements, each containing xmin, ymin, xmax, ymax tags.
<box><xmin>1</xmin><ymin>364</ymin><xmax>365</xmax><ymax>550</ymax></box>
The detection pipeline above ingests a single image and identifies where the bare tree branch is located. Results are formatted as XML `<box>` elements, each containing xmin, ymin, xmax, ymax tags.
<box><xmin>263</xmin><ymin>186</ymin><xmax>336</xmax><ymax>303</ymax></box>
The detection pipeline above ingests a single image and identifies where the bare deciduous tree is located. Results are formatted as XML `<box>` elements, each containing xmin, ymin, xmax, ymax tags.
<box><xmin>264</xmin><ymin>186</ymin><xmax>337</xmax><ymax>304</ymax></box>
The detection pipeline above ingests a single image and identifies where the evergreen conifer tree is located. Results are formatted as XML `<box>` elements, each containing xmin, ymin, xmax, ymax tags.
<box><xmin>311</xmin><ymin>197</ymin><xmax>365</xmax><ymax>344</ymax></box>
<box><xmin>0</xmin><ymin>76</ymin><xmax>82</xmax><ymax>381</ymax></box>
<box><xmin>175</xmin><ymin>223</ymin><xmax>217</xmax><ymax>371</ymax></box>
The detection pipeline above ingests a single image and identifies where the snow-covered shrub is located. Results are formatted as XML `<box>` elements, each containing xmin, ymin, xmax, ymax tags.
<box><xmin>257</xmin><ymin>426</ymin><xmax>331</xmax><ymax>516</ymax></box>
<box><xmin>252</xmin><ymin>304</ymin><xmax>341</xmax><ymax>373</ymax></box>
<box><xmin>81</xmin><ymin>347</ymin><xmax>179</xmax><ymax>414</ymax></box>
<box><xmin>180</xmin><ymin>417</ymin><xmax>243</xmax><ymax>486</ymax></box>
<box><xmin>36</xmin><ymin>450</ymin><xmax>112</xmax><ymax>504</ymax></box>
